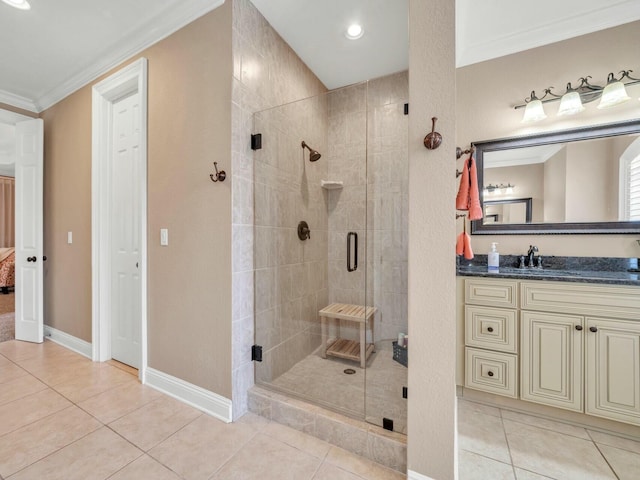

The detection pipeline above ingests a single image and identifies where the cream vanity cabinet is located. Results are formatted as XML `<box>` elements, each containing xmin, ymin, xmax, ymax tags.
<box><xmin>463</xmin><ymin>277</ymin><xmax>640</xmax><ymax>427</ymax></box>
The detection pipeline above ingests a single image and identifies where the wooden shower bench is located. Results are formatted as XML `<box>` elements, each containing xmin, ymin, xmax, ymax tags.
<box><xmin>319</xmin><ymin>303</ymin><xmax>377</xmax><ymax>368</ymax></box>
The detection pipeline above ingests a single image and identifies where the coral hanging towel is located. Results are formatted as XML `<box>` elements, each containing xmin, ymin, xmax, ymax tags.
<box><xmin>455</xmin><ymin>232</ymin><xmax>474</xmax><ymax>260</ymax></box>
<box><xmin>456</xmin><ymin>153</ymin><xmax>483</xmax><ymax>220</ymax></box>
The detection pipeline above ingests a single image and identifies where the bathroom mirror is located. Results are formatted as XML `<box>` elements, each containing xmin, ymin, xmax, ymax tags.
<box><xmin>471</xmin><ymin>119</ymin><xmax>640</xmax><ymax>234</ymax></box>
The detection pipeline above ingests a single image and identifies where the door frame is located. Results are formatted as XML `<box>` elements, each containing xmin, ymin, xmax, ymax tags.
<box><xmin>91</xmin><ymin>58</ymin><xmax>148</xmax><ymax>381</ymax></box>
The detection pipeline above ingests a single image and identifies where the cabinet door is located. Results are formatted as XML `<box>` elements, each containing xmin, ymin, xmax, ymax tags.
<box><xmin>586</xmin><ymin>317</ymin><xmax>640</xmax><ymax>426</ymax></box>
<box><xmin>521</xmin><ymin>311</ymin><xmax>583</xmax><ymax>412</ymax></box>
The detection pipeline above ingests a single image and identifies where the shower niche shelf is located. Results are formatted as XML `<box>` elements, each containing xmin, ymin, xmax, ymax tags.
<box><xmin>321</xmin><ymin>180</ymin><xmax>344</xmax><ymax>190</ymax></box>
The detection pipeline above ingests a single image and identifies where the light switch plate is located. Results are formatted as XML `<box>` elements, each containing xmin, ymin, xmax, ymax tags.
<box><xmin>160</xmin><ymin>228</ymin><xmax>168</xmax><ymax>246</ymax></box>
<box><xmin>67</xmin><ymin>231</ymin><xmax>72</xmax><ymax>244</ymax></box>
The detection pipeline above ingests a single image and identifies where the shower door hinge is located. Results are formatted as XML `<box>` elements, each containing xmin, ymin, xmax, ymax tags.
<box><xmin>383</xmin><ymin>417</ymin><xmax>394</xmax><ymax>431</ymax></box>
<box><xmin>251</xmin><ymin>133</ymin><xmax>262</xmax><ymax>150</ymax></box>
<box><xmin>404</xmin><ymin>103</ymin><xmax>409</xmax><ymax>115</ymax></box>
<box><xmin>402</xmin><ymin>386</ymin><xmax>408</xmax><ymax>399</ymax></box>
<box><xmin>251</xmin><ymin>345</ymin><xmax>263</xmax><ymax>362</ymax></box>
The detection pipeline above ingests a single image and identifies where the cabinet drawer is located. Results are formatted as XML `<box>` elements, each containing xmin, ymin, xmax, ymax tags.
<box><xmin>465</xmin><ymin>305</ymin><xmax>518</xmax><ymax>353</ymax></box>
<box><xmin>465</xmin><ymin>278</ymin><xmax>518</xmax><ymax>308</ymax></box>
<box><xmin>465</xmin><ymin>347</ymin><xmax>518</xmax><ymax>398</ymax></box>
<box><xmin>521</xmin><ymin>282</ymin><xmax>640</xmax><ymax>320</ymax></box>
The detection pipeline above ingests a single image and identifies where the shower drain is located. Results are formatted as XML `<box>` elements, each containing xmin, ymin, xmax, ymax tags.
<box><xmin>343</xmin><ymin>368</ymin><xmax>356</xmax><ymax>375</ymax></box>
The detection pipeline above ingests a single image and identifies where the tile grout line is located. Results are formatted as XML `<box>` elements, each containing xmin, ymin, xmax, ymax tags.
<box><xmin>204</xmin><ymin>428</ymin><xmax>261</xmax><ymax>480</ymax></box>
<box><xmin>586</xmin><ymin>430</ymin><xmax>621</xmax><ymax>480</ymax></box>
<box><xmin>498</xmin><ymin>408</ymin><xmax>519</xmax><ymax>480</ymax></box>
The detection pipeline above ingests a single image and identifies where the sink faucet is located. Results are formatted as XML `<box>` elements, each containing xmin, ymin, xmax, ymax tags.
<box><xmin>527</xmin><ymin>245</ymin><xmax>539</xmax><ymax>267</ymax></box>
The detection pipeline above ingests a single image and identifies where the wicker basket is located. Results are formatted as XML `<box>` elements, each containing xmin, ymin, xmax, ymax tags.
<box><xmin>392</xmin><ymin>340</ymin><xmax>408</xmax><ymax>367</ymax></box>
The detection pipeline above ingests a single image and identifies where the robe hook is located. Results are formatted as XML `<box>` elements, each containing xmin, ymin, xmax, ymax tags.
<box><xmin>210</xmin><ymin>162</ymin><xmax>226</xmax><ymax>182</ymax></box>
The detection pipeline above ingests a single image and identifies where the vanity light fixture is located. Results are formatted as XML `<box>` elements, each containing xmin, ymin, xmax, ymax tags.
<box><xmin>516</xmin><ymin>70</ymin><xmax>640</xmax><ymax>122</ymax></box>
<box><xmin>1</xmin><ymin>0</ymin><xmax>30</xmax><ymax>9</ymax></box>
<box><xmin>345</xmin><ymin>23</ymin><xmax>364</xmax><ymax>40</ymax></box>
<box><xmin>484</xmin><ymin>183</ymin><xmax>515</xmax><ymax>196</ymax></box>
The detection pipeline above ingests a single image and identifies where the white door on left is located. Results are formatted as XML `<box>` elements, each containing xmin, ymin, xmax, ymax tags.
<box><xmin>15</xmin><ymin>119</ymin><xmax>44</xmax><ymax>343</ymax></box>
<box><xmin>110</xmin><ymin>92</ymin><xmax>142</xmax><ymax>368</ymax></box>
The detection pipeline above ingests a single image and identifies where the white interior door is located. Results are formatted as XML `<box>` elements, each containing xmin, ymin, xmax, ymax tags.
<box><xmin>15</xmin><ymin>119</ymin><xmax>44</xmax><ymax>343</ymax></box>
<box><xmin>110</xmin><ymin>92</ymin><xmax>142</xmax><ymax>368</ymax></box>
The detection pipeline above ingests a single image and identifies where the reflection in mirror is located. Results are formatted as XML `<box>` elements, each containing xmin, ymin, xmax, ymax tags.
<box><xmin>484</xmin><ymin>198</ymin><xmax>532</xmax><ymax>224</ymax></box>
<box><xmin>472</xmin><ymin>119</ymin><xmax>640</xmax><ymax>234</ymax></box>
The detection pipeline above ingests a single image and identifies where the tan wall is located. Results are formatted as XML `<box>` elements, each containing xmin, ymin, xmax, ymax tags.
<box><xmin>457</xmin><ymin>21</ymin><xmax>640</xmax><ymax>257</ymax></box>
<box><xmin>41</xmin><ymin>3</ymin><xmax>234</xmax><ymax>398</ymax></box>
<box><xmin>544</xmin><ymin>149</ymin><xmax>567</xmax><ymax>222</ymax></box>
<box><xmin>407</xmin><ymin>0</ymin><xmax>457</xmax><ymax>477</ymax></box>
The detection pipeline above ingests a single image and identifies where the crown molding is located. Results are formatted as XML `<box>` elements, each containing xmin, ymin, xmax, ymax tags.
<box><xmin>457</xmin><ymin>1</ymin><xmax>640</xmax><ymax>67</ymax></box>
<box><xmin>34</xmin><ymin>0</ymin><xmax>225</xmax><ymax>112</ymax></box>
<box><xmin>0</xmin><ymin>89</ymin><xmax>38</xmax><ymax>113</ymax></box>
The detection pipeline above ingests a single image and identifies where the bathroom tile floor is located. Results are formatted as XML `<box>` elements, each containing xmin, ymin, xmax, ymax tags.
<box><xmin>3</xmin><ymin>338</ymin><xmax>639</xmax><ymax>480</ymax></box>
<box><xmin>457</xmin><ymin>398</ymin><xmax>640</xmax><ymax>480</ymax></box>
<box><xmin>0</xmin><ymin>339</ymin><xmax>403</xmax><ymax>480</ymax></box>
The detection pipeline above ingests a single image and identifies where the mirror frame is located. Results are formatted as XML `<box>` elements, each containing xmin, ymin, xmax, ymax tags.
<box><xmin>471</xmin><ymin>119</ymin><xmax>640</xmax><ymax>235</ymax></box>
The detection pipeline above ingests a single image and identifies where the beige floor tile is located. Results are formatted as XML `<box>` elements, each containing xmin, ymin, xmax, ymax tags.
<box><xmin>503</xmin><ymin>419</ymin><xmax>616</xmax><ymax>480</ymax></box>
<box><xmin>598</xmin><ymin>444</ymin><xmax>640</xmax><ymax>480</ymax></box>
<box><xmin>210</xmin><ymin>433</ymin><xmax>322</xmax><ymax>480</ymax></box>
<box><xmin>9</xmin><ymin>427</ymin><xmax>142</xmax><ymax>480</ymax></box>
<box><xmin>458</xmin><ymin>398</ymin><xmax>502</xmax><ymax>419</ymax></box>
<box><xmin>109</xmin><ymin>395</ymin><xmax>201</xmax><ymax>451</ymax></box>
<box><xmin>149</xmin><ymin>413</ymin><xmax>257</xmax><ymax>480</ymax></box>
<box><xmin>588</xmin><ymin>429</ymin><xmax>640</xmax><ymax>455</ymax></box>
<box><xmin>458</xmin><ymin>450</ymin><xmax>515</xmax><ymax>480</ymax></box>
<box><xmin>53</xmin><ymin>365</ymin><xmax>139</xmax><ymax>403</ymax></box>
<box><xmin>324</xmin><ymin>446</ymin><xmax>405</xmax><ymax>480</ymax></box>
<box><xmin>0</xmin><ymin>372</ymin><xmax>47</xmax><ymax>405</ymax></box>
<box><xmin>0</xmin><ymin>388</ymin><xmax>71</xmax><ymax>436</ymax></box>
<box><xmin>514</xmin><ymin>468</ymin><xmax>556</xmax><ymax>479</ymax></box>
<box><xmin>0</xmin><ymin>360</ymin><xmax>28</xmax><ymax>384</ymax></box>
<box><xmin>312</xmin><ymin>463</ymin><xmax>361</xmax><ymax>480</ymax></box>
<box><xmin>20</xmin><ymin>355</ymin><xmax>105</xmax><ymax>386</ymax></box>
<box><xmin>261</xmin><ymin>421</ymin><xmax>332</xmax><ymax>459</ymax></box>
<box><xmin>457</xmin><ymin>410</ymin><xmax>511</xmax><ymax>464</ymax></box>
<box><xmin>236</xmin><ymin>411</ymin><xmax>271</xmax><ymax>430</ymax></box>
<box><xmin>500</xmin><ymin>409</ymin><xmax>590</xmax><ymax>440</ymax></box>
<box><xmin>78</xmin><ymin>379</ymin><xmax>161</xmax><ymax>423</ymax></box>
<box><xmin>0</xmin><ymin>405</ymin><xmax>101</xmax><ymax>477</ymax></box>
<box><xmin>0</xmin><ymin>339</ymin><xmax>71</xmax><ymax>363</ymax></box>
<box><xmin>108</xmin><ymin>454</ymin><xmax>181</xmax><ymax>480</ymax></box>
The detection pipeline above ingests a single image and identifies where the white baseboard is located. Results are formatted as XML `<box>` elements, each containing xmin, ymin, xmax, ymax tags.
<box><xmin>145</xmin><ymin>367</ymin><xmax>232</xmax><ymax>423</ymax></box>
<box><xmin>44</xmin><ymin>325</ymin><xmax>92</xmax><ymax>359</ymax></box>
<box><xmin>408</xmin><ymin>471</ymin><xmax>435</xmax><ymax>480</ymax></box>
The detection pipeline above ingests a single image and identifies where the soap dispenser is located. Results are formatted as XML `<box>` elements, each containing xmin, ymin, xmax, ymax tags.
<box><xmin>488</xmin><ymin>242</ymin><xmax>499</xmax><ymax>274</ymax></box>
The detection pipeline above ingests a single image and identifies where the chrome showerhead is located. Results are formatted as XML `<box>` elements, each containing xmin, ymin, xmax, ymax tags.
<box><xmin>301</xmin><ymin>140</ymin><xmax>321</xmax><ymax>162</ymax></box>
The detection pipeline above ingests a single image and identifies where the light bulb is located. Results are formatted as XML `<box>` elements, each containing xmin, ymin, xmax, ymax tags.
<box><xmin>345</xmin><ymin>24</ymin><xmax>364</xmax><ymax>40</ymax></box>
<box><xmin>522</xmin><ymin>92</ymin><xmax>546</xmax><ymax>123</ymax></box>
<box><xmin>557</xmin><ymin>84</ymin><xmax>585</xmax><ymax>116</ymax></box>
<box><xmin>598</xmin><ymin>74</ymin><xmax>631</xmax><ymax>109</ymax></box>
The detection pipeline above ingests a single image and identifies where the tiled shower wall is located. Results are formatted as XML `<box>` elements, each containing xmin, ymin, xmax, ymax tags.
<box><xmin>326</xmin><ymin>72</ymin><xmax>409</xmax><ymax>342</ymax></box>
<box><xmin>230</xmin><ymin>0</ymin><xmax>326</xmax><ymax>419</ymax></box>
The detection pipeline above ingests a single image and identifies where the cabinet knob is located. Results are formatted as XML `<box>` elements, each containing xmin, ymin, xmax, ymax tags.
<box><xmin>575</xmin><ymin>325</ymin><xmax>583</xmax><ymax>331</ymax></box>
<box><xmin>589</xmin><ymin>326</ymin><xmax>598</xmax><ymax>333</ymax></box>
<box><xmin>487</xmin><ymin>327</ymin><xmax>494</xmax><ymax>333</ymax></box>
<box><xmin>487</xmin><ymin>371</ymin><xmax>494</xmax><ymax>377</ymax></box>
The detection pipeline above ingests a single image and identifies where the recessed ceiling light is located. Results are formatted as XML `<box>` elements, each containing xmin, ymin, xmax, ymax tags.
<box><xmin>2</xmin><ymin>0</ymin><xmax>31</xmax><ymax>10</ymax></box>
<box><xmin>345</xmin><ymin>23</ymin><xmax>364</xmax><ymax>40</ymax></box>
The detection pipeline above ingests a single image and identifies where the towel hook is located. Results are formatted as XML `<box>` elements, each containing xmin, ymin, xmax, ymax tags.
<box><xmin>210</xmin><ymin>162</ymin><xmax>226</xmax><ymax>183</ymax></box>
<box><xmin>423</xmin><ymin>117</ymin><xmax>443</xmax><ymax>150</ymax></box>
<box><xmin>456</xmin><ymin>213</ymin><xmax>467</xmax><ymax>219</ymax></box>
<box><xmin>456</xmin><ymin>145</ymin><xmax>475</xmax><ymax>160</ymax></box>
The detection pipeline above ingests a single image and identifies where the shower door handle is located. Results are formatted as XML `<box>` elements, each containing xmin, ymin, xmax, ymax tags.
<box><xmin>347</xmin><ymin>232</ymin><xmax>358</xmax><ymax>272</ymax></box>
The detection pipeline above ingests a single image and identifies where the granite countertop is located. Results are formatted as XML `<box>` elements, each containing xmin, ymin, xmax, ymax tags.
<box><xmin>457</xmin><ymin>255</ymin><xmax>640</xmax><ymax>286</ymax></box>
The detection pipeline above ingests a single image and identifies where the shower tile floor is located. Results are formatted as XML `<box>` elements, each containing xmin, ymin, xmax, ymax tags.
<box><xmin>268</xmin><ymin>340</ymin><xmax>408</xmax><ymax>434</ymax></box>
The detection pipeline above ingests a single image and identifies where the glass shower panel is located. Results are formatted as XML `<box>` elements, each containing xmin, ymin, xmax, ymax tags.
<box><xmin>364</xmin><ymin>72</ymin><xmax>409</xmax><ymax>434</ymax></box>
<box><xmin>253</xmin><ymin>84</ymin><xmax>369</xmax><ymax>419</ymax></box>
<box><xmin>253</xmin><ymin>74</ymin><xmax>408</xmax><ymax>434</ymax></box>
